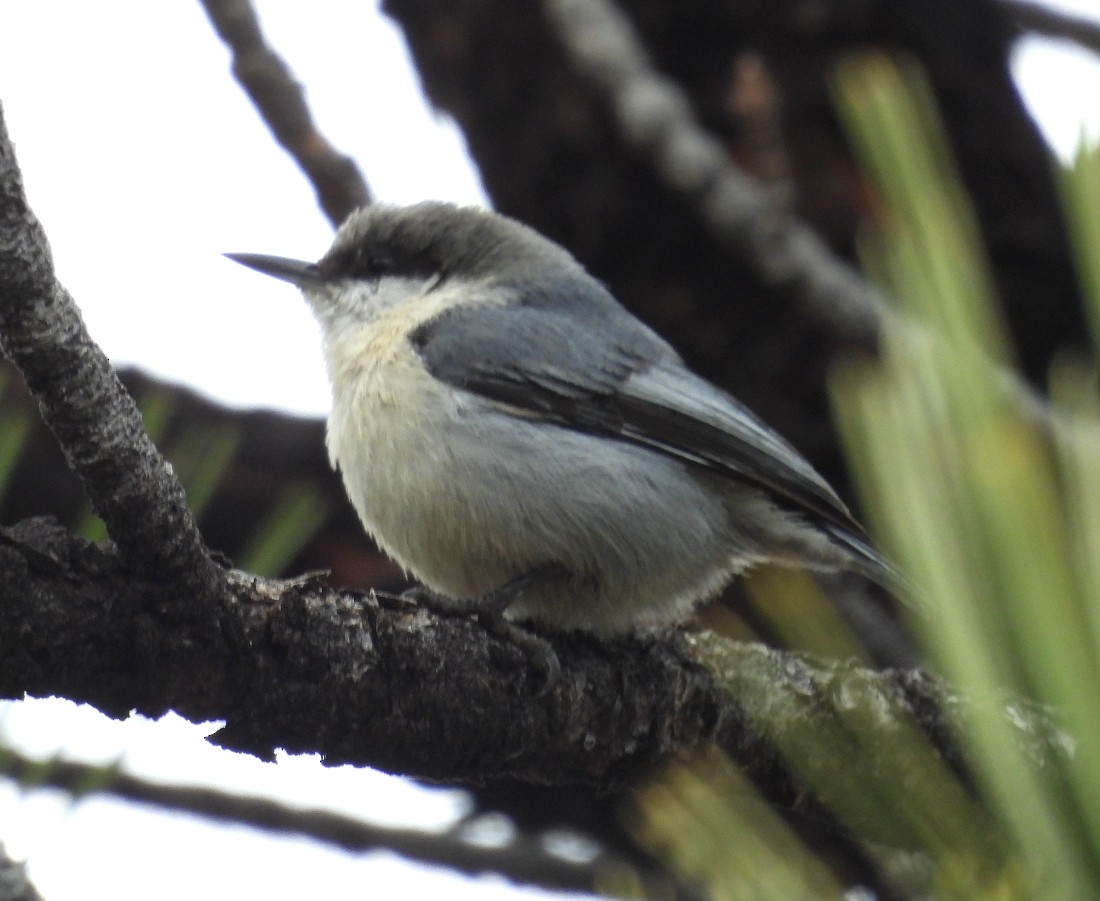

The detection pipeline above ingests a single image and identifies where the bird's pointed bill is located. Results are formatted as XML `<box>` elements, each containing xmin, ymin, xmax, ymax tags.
<box><xmin>225</xmin><ymin>253</ymin><xmax>325</xmax><ymax>287</ymax></box>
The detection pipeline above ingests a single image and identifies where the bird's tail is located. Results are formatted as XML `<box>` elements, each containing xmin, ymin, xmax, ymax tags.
<box><xmin>823</xmin><ymin>524</ymin><xmax>917</xmax><ymax>602</ymax></box>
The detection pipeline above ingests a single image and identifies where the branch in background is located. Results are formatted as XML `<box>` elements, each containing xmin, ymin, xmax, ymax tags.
<box><xmin>541</xmin><ymin>0</ymin><xmax>886</xmax><ymax>348</ymax></box>
<box><xmin>200</xmin><ymin>0</ymin><xmax>372</xmax><ymax>227</ymax></box>
<box><xmin>1003</xmin><ymin>0</ymin><xmax>1100</xmax><ymax>55</ymax></box>
<box><xmin>0</xmin><ymin>749</ymin><xmax>679</xmax><ymax>899</ymax></box>
<box><xmin>0</xmin><ymin>103</ymin><xmax>222</xmax><ymax>608</ymax></box>
<box><xmin>0</xmin><ymin>843</ymin><xmax>44</xmax><ymax>901</ymax></box>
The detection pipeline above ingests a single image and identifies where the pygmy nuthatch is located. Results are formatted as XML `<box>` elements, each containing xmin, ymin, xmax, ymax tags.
<box><xmin>229</xmin><ymin>202</ymin><xmax>894</xmax><ymax>637</ymax></box>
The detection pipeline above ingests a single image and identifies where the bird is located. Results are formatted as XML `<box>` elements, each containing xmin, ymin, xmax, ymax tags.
<box><xmin>228</xmin><ymin>201</ymin><xmax>896</xmax><ymax>643</ymax></box>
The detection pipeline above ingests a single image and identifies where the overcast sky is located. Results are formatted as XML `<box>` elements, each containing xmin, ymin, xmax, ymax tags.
<box><xmin>0</xmin><ymin>2</ymin><xmax>1099</xmax><ymax>900</ymax></box>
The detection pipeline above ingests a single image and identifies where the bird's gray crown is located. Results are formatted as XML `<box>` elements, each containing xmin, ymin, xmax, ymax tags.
<box><xmin>320</xmin><ymin>202</ymin><xmax>577</xmax><ymax>286</ymax></box>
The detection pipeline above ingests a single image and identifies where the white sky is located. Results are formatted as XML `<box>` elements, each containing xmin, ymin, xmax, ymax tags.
<box><xmin>0</xmin><ymin>1</ymin><xmax>1098</xmax><ymax>899</ymax></box>
<box><xmin>0</xmin><ymin>0</ymin><xmax>487</xmax><ymax>418</ymax></box>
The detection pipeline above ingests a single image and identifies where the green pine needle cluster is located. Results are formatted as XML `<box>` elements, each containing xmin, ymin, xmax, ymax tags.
<box><xmin>634</xmin><ymin>54</ymin><xmax>1100</xmax><ymax>899</ymax></box>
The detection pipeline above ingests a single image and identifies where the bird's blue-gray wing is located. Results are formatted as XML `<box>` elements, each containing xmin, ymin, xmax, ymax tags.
<box><xmin>409</xmin><ymin>298</ymin><xmax>870</xmax><ymax>547</ymax></box>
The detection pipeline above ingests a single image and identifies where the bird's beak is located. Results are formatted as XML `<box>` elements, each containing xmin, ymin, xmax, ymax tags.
<box><xmin>225</xmin><ymin>253</ymin><xmax>326</xmax><ymax>287</ymax></box>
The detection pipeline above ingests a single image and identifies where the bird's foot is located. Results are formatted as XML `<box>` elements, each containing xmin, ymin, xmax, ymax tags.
<box><xmin>402</xmin><ymin>568</ymin><xmax>565</xmax><ymax>694</ymax></box>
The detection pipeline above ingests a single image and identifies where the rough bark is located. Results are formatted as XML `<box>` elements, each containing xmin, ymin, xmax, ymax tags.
<box><xmin>0</xmin><ymin>515</ymin><xmax>982</xmax><ymax>814</ymax></box>
<box><xmin>0</xmin><ymin>105</ymin><xmax>222</xmax><ymax>610</ymax></box>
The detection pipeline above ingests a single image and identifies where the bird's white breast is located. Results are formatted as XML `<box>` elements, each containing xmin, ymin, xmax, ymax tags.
<box><xmin>319</xmin><ymin>280</ymin><xmax>516</xmax><ymax>593</ymax></box>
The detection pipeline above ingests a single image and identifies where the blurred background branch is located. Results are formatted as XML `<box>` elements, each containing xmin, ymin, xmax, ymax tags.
<box><xmin>1004</xmin><ymin>0</ymin><xmax>1100</xmax><ymax>52</ymax></box>
<box><xmin>199</xmin><ymin>0</ymin><xmax>371</xmax><ymax>225</ymax></box>
<box><xmin>0</xmin><ymin>743</ymin><xmax>682</xmax><ymax>899</ymax></box>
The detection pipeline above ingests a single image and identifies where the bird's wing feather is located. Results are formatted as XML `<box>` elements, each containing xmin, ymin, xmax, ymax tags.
<box><xmin>410</xmin><ymin>299</ymin><xmax>869</xmax><ymax>543</ymax></box>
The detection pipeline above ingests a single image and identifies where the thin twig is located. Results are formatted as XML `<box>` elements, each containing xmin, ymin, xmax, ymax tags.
<box><xmin>200</xmin><ymin>0</ymin><xmax>372</xmax><ymax>227</ymax></box>
<box><xmin>0</xmin><ymin>747</ymin><xmax>676</xmax><ymax>898</ymax></box>
<box><xmin>1002</xmin><ymin>0</ymin><xmax>1100</xmax><ymax>55</ymax></box>
<box><xmin>0</xmin><ymin>102</ymin><xmax>222</xmax><ymax>606</ymax></box>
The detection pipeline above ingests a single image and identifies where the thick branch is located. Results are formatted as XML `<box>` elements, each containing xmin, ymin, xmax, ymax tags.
<box><xmin>0</xmin><ymin>518</ymin><xmax>732</xmax><ymax>786</ymax></box>
<box><xmin>0</xmin><ymin>516</ymin><xmax>1055</xmax><ymax>844</ymax></box>
<box><xmin>0</xmin><ymin>103</ymin><xmax>221</xmax><ymax>606</ymax></box>
<box><xmin>200</xmin><ymin>0</ymin><xmax>372</xmax><ymax>227</ymax></box>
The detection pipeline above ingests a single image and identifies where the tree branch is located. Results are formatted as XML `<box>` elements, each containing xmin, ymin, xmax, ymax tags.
<box><xmin>1003</xmin><ymin>0</ymin><xmax>1100</xmax><ymax>55</ymax></box>
<box><xmin>200</xmin><ymin>0</ymin><xmax>372</xmax><ymax>227</ymax></box>
<box><xmin>0</xmin><ymin>517</ymin><xmax>730</xmax><ymax>785</ymax></box>
<box><xmin>0</xmin><ymin>746</ymin><xmax>680</xmax><ymax>898</ymax></box>
<box><xmin>542</xmin><ymin>0</ymin><xmax>884</xmax><ymax>348</ymax></box>
<box><xmin>0</xmin><ymin>102</ymin><xmax>222</xmax><ymax>608</ymax></box>
<box><xmin>0</xmin><ymin>515</ymin><xmax>1060</xmax><ymax>847</ymax></box>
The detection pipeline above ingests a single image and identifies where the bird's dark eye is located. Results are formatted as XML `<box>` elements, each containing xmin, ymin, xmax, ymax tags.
<box><xmin>363</xmin><ymin>255</ymin><xmax>393</xmax><ymax>278</ymax></box>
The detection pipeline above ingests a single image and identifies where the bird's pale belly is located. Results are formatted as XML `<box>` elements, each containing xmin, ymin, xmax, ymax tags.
<box><xmin>326</xmin><ymin>363</ymin><xmax>760</xmax><ymax>634</ymax></box>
